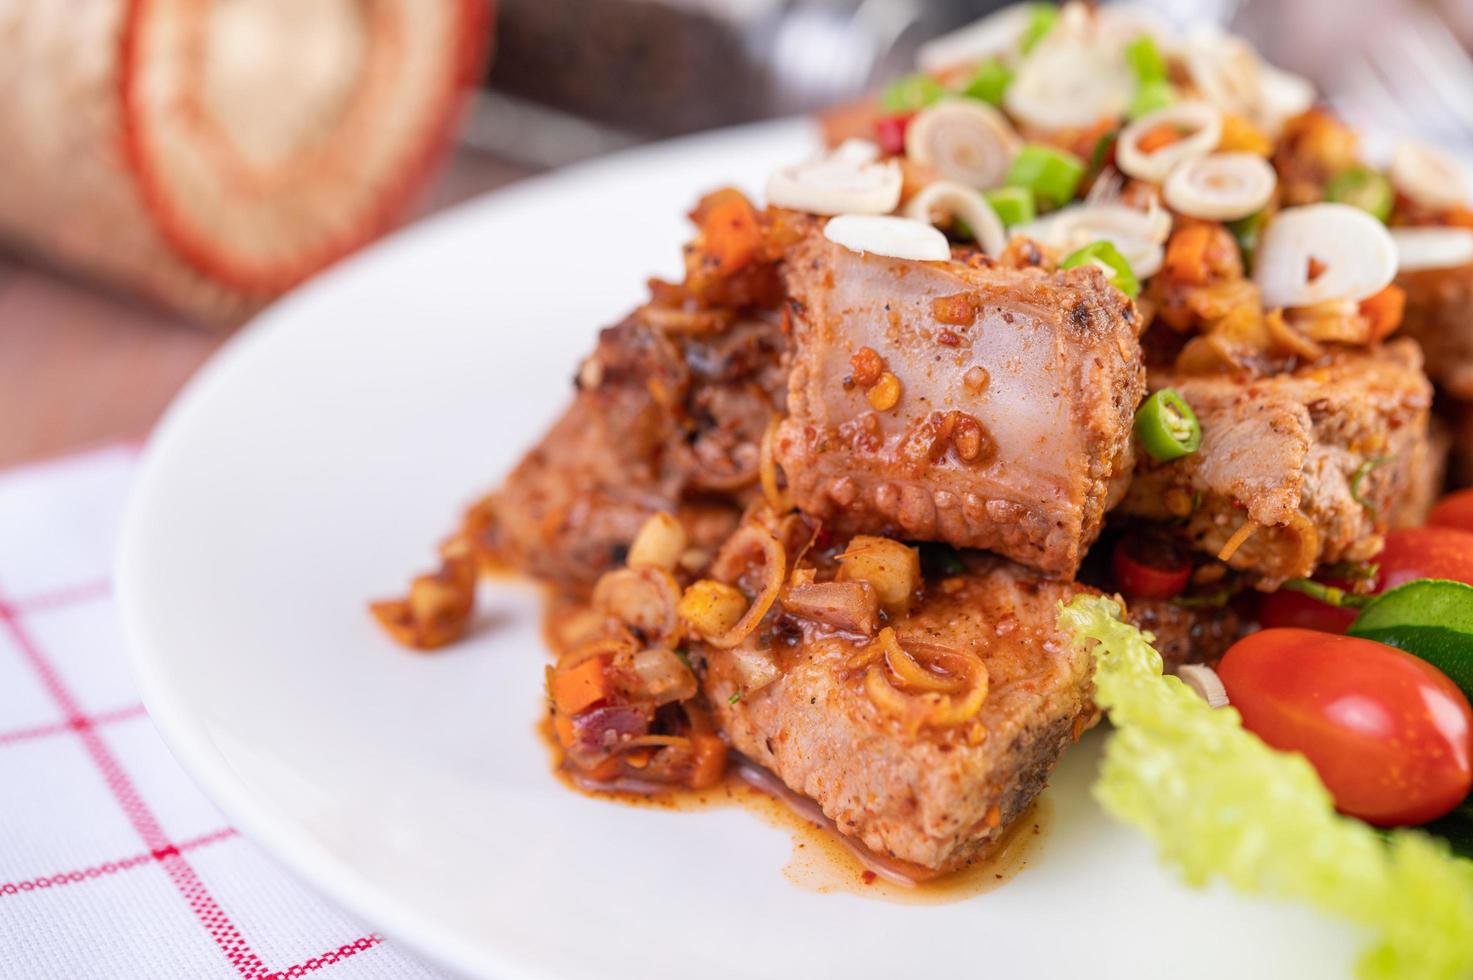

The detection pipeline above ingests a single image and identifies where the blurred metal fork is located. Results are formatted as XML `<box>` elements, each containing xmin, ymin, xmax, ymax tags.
<box><xmin>1331</xmin><ymin>4</ymin><xmax>1473</xmax><ymax>161</ymax></box>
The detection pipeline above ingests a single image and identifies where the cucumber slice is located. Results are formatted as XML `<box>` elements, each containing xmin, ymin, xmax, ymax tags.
<box><xmin>1348</xmin><ymin>579</ymin><xmax>1473</xmax><ymax>696</ymax></box>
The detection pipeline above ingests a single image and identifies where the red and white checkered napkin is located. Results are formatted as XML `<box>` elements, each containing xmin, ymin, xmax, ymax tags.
<box><xmin>0</xmin><ymin>444</ymin><xmax>446</xmax><ymax>980</ymax></box>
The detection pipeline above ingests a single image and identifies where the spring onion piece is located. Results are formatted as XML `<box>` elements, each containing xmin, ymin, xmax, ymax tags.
<box><xmin>823</xmin><ymin>214</ymin><xmax>951</xmax><ymax>261</ymax></box>
<box><xmin>1349</xmin><ymin>455</ymin><xmax>1393</xmax><ymax>518</ymax></box>
<box><xmin>1134</xmin><ymin>388</ymin><xmax>1201</xmax><ymax>461</ymax></box>
<box><xmin>1325</xmin><ymin>165</ymin><xmax>1394</xmax><ymax>223</ymax></box>
<box><xmin>879</xmin><ymin>72</ymin><xmax>946</xmax><ymax>114</ymax></box>
<box><xmin>765</xmin><ymin>148</ymin><xmax>902</xmax><ymax>216</ymax></box>
<box><xmin>1007</xmin><ymin>143</ymin><xmax>1084</xmax><ymax>210</ymax></box>
<box><xmin>1019</xmin><ymin>3</ymin><xmax>1057</xmax><ymax>54</ymax></box>
<box><xmin>1253</xmin><ymin>203</ymin><xmax>1397</xmax><ymax>307</ymax></box>
<box><xmin>1163</xmin><ymin>152</ymin><xmax>1277</xmax><ymax>221</ymax></box>
<box><xmin>1127</xmin><ymin>79</ymin><xmax>1175</xmax><ymax>120</ymax></box>
<box><xmin>1391</xmin><ymin>142</ymin><xmax>1470</xmax><ymax>212</ymax></box>
<box><xmin>1061</xmin><ymin>240</ymin><xmax>1139</xmax><ymax>298</ymax></box>
<box><xmin>906</xmin><ymin>100</ymin><xmax>1020</xmax><ymax>190</ymax></box>
<box><xmin>903</xmin><ymin>180</ymin><xmax>1007</xmax><ymax>256</ymax></box>
<box><xmin>1125</xmin><ymin>34</ymin><xmax>1166</xmax><ymax>84</ymax></box>
<box><xmin>984</xmin><ymin>186</ymin><xmax>1035</xmax><ymax>227</ymax></box>
<box><xmin>1058</xmin><ymin>594</ymin><xmax>1473</xmax><ymax>980</ymax></box>
<box><xmin>961</xmin><ymin>58</ymin><xmax>1014</xmax><ymax>107</ymax></box>
<box><xmin>1115</xmin><ymin>101</ymin><xmax>1223</xmax><ymax>184</ymax></box>
<box><xmin>1392</xmin><ymin>227</ymin><xmax>1473</xmax><ymax>273</ymax></box>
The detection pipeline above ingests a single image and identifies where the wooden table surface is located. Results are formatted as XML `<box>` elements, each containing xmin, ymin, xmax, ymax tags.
<box><xmin>0</xmin><ymin>148</ymin><xmax>533</xmax><ymax>468</ymax></box>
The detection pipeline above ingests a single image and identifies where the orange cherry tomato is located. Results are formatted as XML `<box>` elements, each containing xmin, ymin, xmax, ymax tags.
<box><xmin>1218</xmin><ymin>628</ymin><xmax>1473</xmax><ymax>826</ymax></box>
<box><xmin>1258</xmin><ymin>525</ymin><xmax>1473</xmax><ymax>633</ymax></box>
<box><xmin>1429</xmin><ymin>488</ymin><xmax>1473</xmax><ymax>536</ymax></box>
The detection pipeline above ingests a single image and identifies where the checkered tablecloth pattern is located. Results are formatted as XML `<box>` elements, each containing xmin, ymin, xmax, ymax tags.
<box><xmin>0</xmin><ymin>444</ymin><xmax>446</xmax><ymax>979</ymax></box>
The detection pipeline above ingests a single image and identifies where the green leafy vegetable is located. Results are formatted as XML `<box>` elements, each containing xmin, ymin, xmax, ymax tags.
<box><xmin>1058</xmin><ymin>594</ymin><xmax>1473</xmax><ymax>980</ymax></box>
<box><xmin>984</xmin><ymin>186</ymin><xmax>1035</xmax><ymax>227</ymax></box>
<box><xmin>1007</xmin><ymin>143</ymin><xmax>1085</xmax><ymax>210</ymax></box>
<box><xmin>1349</xmin><ymin>579</ymin><xmax>1473</xmax><ymax>698</ymax></box>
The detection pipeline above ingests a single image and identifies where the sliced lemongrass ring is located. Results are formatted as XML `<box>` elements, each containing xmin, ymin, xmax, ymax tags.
<box><xmin>1392</xmin><ymin>227</ymin><xmax>1473</xmax><ymax>272</ymax></box>
<box><xmin>917</xmin><ymin>3</ymin><xmax>1032</xmax><ymax>73</ymax></box>
<box><xmin>766</xmin><ymin>150</ymin><xmax>902</xmax><ymax>216</ymax></box>
<box><xmin>832</xmin><ymin>137</ymin><xmax>881</xmax><ymax>164</ymax></box>
<box><xmin>1164</xmin><ymin>153</ymin><xmax>1277</xmax><ymax>220</ymax></box>
<box><xmin>1004</xmin><ymin>36</ymin><xmax>1133</xmax><ymax>131</ymax></box>
<box><xmin>903</xmin><ymin>180</ymin><xmax>1007</xmax><ymax>255</ymax></box>
<box><xmin>1181</xmin><ymin>26</ymin><xmax>1260</xmax><ymax>118</ymax></box>
<box><xmin>824</xmin><ymin>214</ymin><xmax>951</xmax><ymax>261</ymax></box>
<box><xmin>1116</xmin><ymin>101</ymin><xmax>1223</xmax><ymax>184</ymax></box>
<box><xmin>1177</xmin><ymin>664</ymin><xmax>1230</xmax><ymax>708</ymax></box>
<box><xmin>1391</xmin><ymin>142</ymin><xmax>1470</xmax><ymax>212</ymax></box>
<box><xmin>1253</xmin><ymin>203</ymin><xmax>1397</xmax><ymax>307</ymax></box>
<box><xmin>905</xmin><ymin>100</ymin><xmax>1019</xmax><ymax>190</ymax></box>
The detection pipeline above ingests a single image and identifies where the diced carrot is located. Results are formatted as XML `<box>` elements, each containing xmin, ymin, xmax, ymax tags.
<box><xmin>553</xmin><ymin>712</ymin><xmax>577</xmax><ymax>749</ymax></box>
<box><xmin>1164</xmin><ymin>224</ymin><xmax>1214</xmax><ymax>285</ymax></box>
<box><xmin>1360</xmin><ymin>284</ymin><xmax>1406</xmax><ymax>342</ymax></box>
<box><xmin>699</xmin><ymin>190</ymin><xmax>762</xmax><ymax>275</ymax></box>
<box><xmin>686</xmin><ymin>732</ymin><xmax>728</xmax><ymax>789</ymax></box>
<box><xmin>1137</xmin><ymin>123</ymin><xmax>1181</xmax><ymax>154</ymax></box>
<box><xmin>552</xmin><ymin>656</ymin><xmax>612</xmax><ymax>715</ymax></box>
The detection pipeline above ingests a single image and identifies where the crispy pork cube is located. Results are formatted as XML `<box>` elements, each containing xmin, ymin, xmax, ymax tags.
<box><xmin>1125</xmin><ymin>598</ymin><xmax>1244</xmax><ymax>672</ymax></box>
<box><xmin>485</xmin><ymin>311</ymin><xmax>783</xmax><ymax>591</ymax></box>
<box><xmin>1120</xmin><ymin>340</ymin><xmax>1433</xmax><ymax>586</ymax></box>
<box><xmin>1390</xmin><ymin>414</ymin><xmax>1450</xmax><ymax>528</ymax></box>
<box><xmin>1398</xmin><ymin>263</ymin><xmax>1473</xmax><ymax>399</ymax></box>
<box><xmin>773</xmin><ymin>229</ymin><xmax>1145</xmax><ymax>577</ymax></box>
<box><xmin>699</xmin><ymin>559</ymin><xmax>1095</xmax><ymax>872</ymax></box>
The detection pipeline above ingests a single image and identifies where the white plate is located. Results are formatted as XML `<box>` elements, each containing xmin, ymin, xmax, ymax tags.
<box><xmin>120</xmin><ymin>120</ymin><xmax>1356</xmax><ymax>980</ymax></box>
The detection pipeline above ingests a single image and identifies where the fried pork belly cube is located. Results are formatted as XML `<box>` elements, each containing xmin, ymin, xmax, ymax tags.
<box><xmin>1390</xmin><ymin>414</ymin><xmax>1450</xmax><ymax>528</ymax></box>
<box><xmin>1397</xmin><ymin>262</ymin><xmax>1473</xmax><ymax>399</ymax></box>
<box><xmin>1121</xmin><ymin>341</ymin><xmax>1433</xmax><ymax>586</ymax></box>
<box><xmin>773</xmin><ymin>229</ymin><xmax>1145</xmax><ymax>577</ymax></box>
<box><xmin>1125</xmin><ymin>598</ymin><xmax>1244</xmax><ymax>672</ymax></box>
<box><xmin>697</xmin><ymin>554</ymin><xmax>1095</xmax><ymax>872</ymax></box>
<box><xmin>485</xmin><ymin>310</ymin><xmax>784</xmax><ymax>592</ymax></box>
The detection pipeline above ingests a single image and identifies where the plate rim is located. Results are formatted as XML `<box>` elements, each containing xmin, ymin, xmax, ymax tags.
<box><xmin>116</xmin><ymin>117</ymin><xmax>815</xmax><ymax>980</ymax></box>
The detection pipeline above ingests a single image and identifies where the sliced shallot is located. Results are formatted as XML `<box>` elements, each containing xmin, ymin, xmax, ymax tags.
<box><xmin>1253</xmin><ymin>203</ymin><xmax>1397</xmax><ymax>308</ymax></box>
<box><xmin>823</xmin><ymin>215</ymin><xmax>951</xmax><ymax>262</ymax></box>
<box><xmin>904</xmin><ymin>100</ymin><xmax>1019</xmax><ymax>190</ymax></box>
<box><xmin>917</xmin><ymin>3</ymin><xmax>1032</xmax><ymax>73</ymax></box>
<box><xmin>766</xmin><ymin>148</ymin><xmax>902</xmax><ymax>216</ymax></box>
<box><xmin>1004</xmin><ymin>33</ymin><xmax>1133</xmax><ymax>131</ymax></box>
<box><xmin>1116</xmin><ymin>101</ymin><xmax>1223</xmax><ymax>184</ymax></box>
<box><xmin>1390</xmin><ymin>142</ymin><xmax>1470</xmax><ymax>212</ymax></box>
<box><xmin>1176</xmin><ymin>664</ymin><xmax>1229</xmax><ymax>708</ymax></box>
<box><xmin>1180</xmin><ymin>26</ymin><xmax>1261</xmax><ymax>118</ymax></box>
<box><xmin>1163</xmin><ymin>153</ymin><xmax>1277</xmax><ymax>220</ymax></box>
<box><xmin>903</xmin><ymin>180</ymin><xmax>1007</xmax><ymax>255</ymax></box>
<box><xmin>1392</xmin><ymin>227</ymin><xmax>1473</xmax><ymax>272</ymax></box>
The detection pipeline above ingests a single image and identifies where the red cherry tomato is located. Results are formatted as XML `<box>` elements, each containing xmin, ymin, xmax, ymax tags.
<box><xmin>1111</xmin><ymin>531</ymin><xmax>1192</xmax><ymax>599</ymax></box>
<box><xmin>1258</xmin><ymin>526</ymin><xmax>1473</xmax><ymax>633</ymax></box>
<box><xmin>1218</xmin><ymin>628</ymin><xmax>1473</xmax><ymax>826</ymax></box>
<box><xmin>1256</xmin><ymin>587</ymin><xmax>1358</xmax><ymax>633</ymax></box>
<box><xmin>874</xmin><ymin>114</ymin><xmax>913</xmax><ymax>156</ymax></box>
<box><xmin>1429</xmin><ymin>487</ymin><xmax>1473</xmax><ymax>534</ymax></box>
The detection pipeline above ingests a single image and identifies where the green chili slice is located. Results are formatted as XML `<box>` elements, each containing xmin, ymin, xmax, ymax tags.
<box><xmin>1325</xmin><ymin>166</ymin><xmax>1394</xmax><ymax>223</ymax></box>
<box><xmin>879</xmin><ymin>73</ymin><xmax>945</xmax><ymax>113</ymax></box>
<box><xmin>1134</xmin><ymin>388</ymin><xmax>1202</xmax><ymax>461</ymax></box>
<box><xmin>962</xmin><ymin>57</ymin><xmax>1013</xmax><ymax>106</ymax></box>
<box><xmin>1061</xmin><ymin>240</ymin><xmax>1140</xmax><ymax>298</ymax></box>
<box><xmin>984</xmin><ymin>186</ymin><xmax>1036</xmax><ymax>227</ymax></box>
<box><xmin>1007</xmin><ymin>143</ymin><xmax>1085</xmax><ymax>210</ymax></box>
